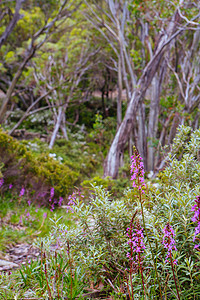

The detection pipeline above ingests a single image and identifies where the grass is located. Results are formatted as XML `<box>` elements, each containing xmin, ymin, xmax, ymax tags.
<box><xmin>0</xmin><ymin>190</ymin><xmax>87</xmax><ymax>300</ymax></box>
<box><xmin>0</xmin><ymin>191</ymin><xmax>74</xmax><ymax>254</ymax></box>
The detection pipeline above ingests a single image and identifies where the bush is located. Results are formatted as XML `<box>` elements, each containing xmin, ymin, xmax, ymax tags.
<box><xmin>37</xmin><ymin>126</ymin><xmax>200</xmax><ymax>299</ymax></box>
<box><xmin>0</xmin><ymin>129</ymin><xmax>79</xmax><ymax>204</ymax></box>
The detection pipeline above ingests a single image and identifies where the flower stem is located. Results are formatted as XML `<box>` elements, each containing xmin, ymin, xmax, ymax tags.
<box><xmin>170</xmin><ymin>255</ymin><xmax>181</xmax><ymax>300</ymax></box>
<box><xmin>138</xmin><ymin>253</ymin><xmax>146</xmax><ymax>300</ymax></box>
<box><xmin>129</xmin><ymin>221</ymin><xmax>135</xmax><ymax>300</ymax></box>
<box><xmin>67</xmin><ymin>241</ymin><xmax>73</xmax><ymax>300</ymax></box>
<box><xmin>138</xmin><ymin>186</ymin><xmax>162</xmax><ymax>298</ymax></box>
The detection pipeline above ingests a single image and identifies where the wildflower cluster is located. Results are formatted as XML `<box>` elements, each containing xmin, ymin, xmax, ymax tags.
<box><xmin>127</xmin><ymin>221</ymin><xmax>146</xmax><ymax>298</ymax></box>
<box><xmin>66</xmin><ymin>192</ymin><xmax>77</xmax><ymax>213</ymax></box>
<box><xmin>127</xmin><ymin>223</ymin><xmax>146</xmax><ymax>265</ymax></box>
<box><xmin>0</xmin><ymin>178</ymin><xmax>4</xmax><ymax>188</ymax></box>
<box><xmin>162</xmin><ymin>223</ymin><xmax>177</xmax><ymax>265</ymax></box>
<box><xmin>130</xmin><ymin>153</ymin><xmax>146</xmax><ymax>193</ymax></box>
<box><xmin>19</xmin><ymin>187</ymin><xmax>25</xmax><ymax>197</ymax></box>
<box><xmin>49</xmin><ymin>187</ymin><xmax>54</xmax><ymax>202</ymax></box>
<box><xmin>48</xmin><ymin>187</ymin><xmax>64</xmax><ymax>211</ymax></box>
<box><xmin>191</xmin><ymin>195</ymin><xmax>200</xmax><ymax>249</ymax></box>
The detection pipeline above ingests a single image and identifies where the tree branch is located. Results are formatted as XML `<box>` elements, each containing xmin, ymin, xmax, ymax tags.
<box><xmin>0</xmin><ymin>0</ymin><xmax>24</xmax><ymax>49</ymax></box>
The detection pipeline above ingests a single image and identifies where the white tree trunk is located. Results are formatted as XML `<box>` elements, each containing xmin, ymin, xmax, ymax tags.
<box><xmin>60</xmin><ymin>112</ymin><xmax>68</xmax><ymax>140</ymax></box>
<box><xmin>117</xmin><ymin>55</ymin><xmax>122</xmax><ymax>128</ymax></box>
<box><xmin>137</xmin><ymin>103</ymin><xmax>147</xmax><ymax>169</ymax></box>
<box><xmin>104</xmin><ymin>10</ymin><xmax>181</xmax><ymax>178</ymax></box>
<box><xmin>49</xmin><ymin>107</ymin><xmax>63</xmax><ymax>149</ymax></box>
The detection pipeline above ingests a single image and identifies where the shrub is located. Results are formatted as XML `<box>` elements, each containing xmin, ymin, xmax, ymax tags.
<box><xmin>0</xmin><ymin>129</ymin><xmax>79</xmax><ymax>204</ymax></box>
<box><xmin>37</xmin><ymin>126</ymin><xmax>200</xmax><ymax>299</ymax></box>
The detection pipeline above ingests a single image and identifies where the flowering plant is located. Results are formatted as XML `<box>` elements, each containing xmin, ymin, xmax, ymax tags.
<box><xmin>191</xmin><ymin>195</ymin><xmax>200</xmax><ymax>249</ymax></box>
<box><xmin>162</xmin><ymin>223</ymin><xmax>177</xmax><ymax>265</ymax></box>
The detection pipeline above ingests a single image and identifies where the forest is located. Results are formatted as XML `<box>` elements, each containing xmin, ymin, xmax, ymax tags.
<box><xmin>0</xmin><ymin>0</ymin><xmax>200</xmax><ymax>299</ymax></box>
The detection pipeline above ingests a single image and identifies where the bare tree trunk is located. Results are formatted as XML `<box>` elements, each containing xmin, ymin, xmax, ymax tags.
<box><xmin>104</xmin><ymin>87</ymin><xmax>148</xmax><ymax>178</ymax></box>
<box><xmin>193</xmin><ymin>104</ymin><xmax>200</xmax><ymax>129</ymax></box>
<box><xmin>128</xmin><ymin>130</ymin><xmax>134</xmax><ymax>158</ymax></box>
<box><xmin>0</xmin><ymin>0</ymin><xmax>71</xmax><ymax>123</ymax></box>
<box><xmin>147</xmin><ymin>59</ymin><xmax>166</xmax><ymax>171</ymax></box>
<box><xmin>147</xmin><ymin>77</ymin><xmax>158</xmax><ymax>171</ymax></box>
<box><xmin>137</xmin><ymin>103</ymin><xmax>147</xmax><ymax>169</ymax></box>
<box><xmin>60</xmin><ymin>112</ymin><xmax>68</xmax><ymax>140</ymax></box>
<box><xmin>49</xmin><ymin>107</ymin><xmax>63</xmax><ymax>149</ymax></box>
<box><xmin>168</xmin><ymin>112</ymin><xmax>181</xmax><ymax>144</ymax></box>
<box><xmin>104</xmin><ymin>11</ymin><xmax>181</xmax><ymax>178</ymax></box>
<box><xmin>117</xmin><ymin>56</ymin><xmax>122</xmax><ymax>129</ymax></box>
<box><xmin>0</xmin><ymin>0</ymin><xmax>23</xmax><ymax>49</ymax></box>
<box><xmin>9</xmin><ymin>86</ymin><xmax>60</xmax><ymax>135</ymax></box>
<box><xmin>154</xmin><ymin>111</ymin><xmax>173</xmax><ymax>168</ymax></box>
<box><xmin>0</xmin><ymin>48</ymin><xmax>36</xmax><ymax>123</ymax></box>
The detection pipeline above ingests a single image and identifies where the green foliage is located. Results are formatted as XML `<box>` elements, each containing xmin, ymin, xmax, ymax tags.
<box><xmin>38</xmin><ymin>187</ymin><xmax>132</xmax><ymax>291</ymax></box>
<box><xmin>18</xmin><ymin>250</ymin><xmax>85</xmax><ymax>299</ymax></box>
<box><xmin>82</xmin><ymin>175</ymin><xmax>129</xmax><ymax>198</ymax></box>
<box><xmin>0</xmin><ymin>129</ymin><xmax>79</xmax><ymax>201</ymax></box>
<box><xmin>88</xmin><ymin>114</ymin><xmax>116</xmax><ymax>156</ymax></box>
<box><xmin>160</xmin><ymin>126</ymin><xmax>200</xmax><ymax>188</ymax></box>
<box><xmin>0</xmin><ymin>191</ymin><xmax>73</xmax><ymax>253</ymax></box>
<box><xmin>34</xmin><ymin>126</ymin><xmax>200</xmax><ymax>298</ymax></box>
<box><xmin>1</xmin><ymin>125</ymin><xmax>200</xmax><ymax>298</ymax></box>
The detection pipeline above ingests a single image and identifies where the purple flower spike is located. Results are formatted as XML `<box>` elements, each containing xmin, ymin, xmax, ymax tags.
<box><xmin>50</xmin><ymin>187</ymin><xmax>54</xmax><ymax>198</ymax></box>
<box><xmin>191</xmin><ymin>196</ymin><xmax>200</xmax><ymax>249</ymax></box>
<box><xmin>19</xmin><ymin>187</ymin><xmax>25</xmax><ymax>197</ymax></box>
<box><xmin>58</xmin><ymin>196</ymin><xmax>63</xmax><ymax>206</ymax></box>
<box><xmin>68</xmin><ymin>193</ymin><xmax>76</xmax><ymax>205</ymax></box>
<box><xmin>127</xmin><ymin>223</ymin><xmax>146</xmax><ymax>265</ymax></box>
<box><xmin>130</xmin><ymin>153</ymin><xmax>146</xmax><ymax>193</ymax></box>
<box><xmin>9</xmin><ymin>184</ymin><xmax>13</xmax><ymax>189</ymax></box>
<box><xmin>0</xmin><ymin>178</ymin><xmax>4</xmax><ymax>188</ymax></box>
<box><xmin>162</xmin><ymin>223</ymin><xmax>177</xmax><ymax>264</ymax></box>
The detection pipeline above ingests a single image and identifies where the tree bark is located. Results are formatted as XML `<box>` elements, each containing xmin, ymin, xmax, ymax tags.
<box><xmin>60</xmin><ymin>112</ymin><xmax>68</xmax><ymax>140</ymax></box>
<box><xmin>0</xmin><ymin>0</ymin><xmax>70</xmax><ymax>124</ymax></box>
<box><xmin>49</xmin><ymin>107</ymin><xmax>63</xmax><ymax>149</ymax></box>
<box><xmin>9</xmin><ymin>86</ymin><xmax>61</xmax><ymax>136</ymax></box>
<box><xmin>0</xmin><ymin>0</ymin><xmax>24</xmax><ymax>49</ymax></box>
<box><xmin>117</xmin><ymin>55</ymin><xmax>122</xmax><ymax>128</ymax></box>
<box><xmin>137</xmin><ymin>103</ymin><xmax>147</xmax><ymax>169</ymax></box>
<box><xmin>104</xmin><ymin>11</ymin><xmax>181</xmax><ymax>178</ymax></box>
<box><xmin>0</xmin><ymin>48</ymin><xmax>36</xmax><ymax>123</ymax></box>
<box><xmin>147</xmin><ymin>58</ymin><xmax>166</xmax><ymax>171</ymax></box>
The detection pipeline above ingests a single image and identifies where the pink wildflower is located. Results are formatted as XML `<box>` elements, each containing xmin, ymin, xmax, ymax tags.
<box><xmin>68</xmin><ymin>192</ymin><xmax>76</xmax><ymax>205</ymax></box>
<box><xmin>127</xmin><ymin>223</ymin><xmax>146</xmax><ymax>265</ymax></box>
<box><xmin>50</xmin><ymin>187</ymin><xmax>54</xmax><ymax>198</ymax></box>
<box><xmin>162</xmin><ymin>223</ymin><xmax>177</xmax><ymax>264</ymax></box>
<box><xmin>19</xmin><ymin>187</ymin><xmax>25</xmax><ymax>197</ymax></box>
<box><xmin>130</xmin><ymin>153</ymin><xmax>146</xmax><ymax>193</ymax></box>
<box><xmin>0</xmin><ymin>178</ymin><xmax>4</xmax><ymax>188</ymax></box>
<box><xmin>191</xmin><ymin>196</ymin><xmax>200</xmax><ymax>249</ymax></box>
<box><xmin>58</xmin><ymin>196</ymin><xmax>63</xmax><ymax>206</ymax></box>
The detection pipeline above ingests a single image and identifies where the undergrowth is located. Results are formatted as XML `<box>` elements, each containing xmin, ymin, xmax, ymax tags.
<box><xmin>0</xmin><ymin>125</ymin><xmax>200</xmax><ymax>299</ymax></box>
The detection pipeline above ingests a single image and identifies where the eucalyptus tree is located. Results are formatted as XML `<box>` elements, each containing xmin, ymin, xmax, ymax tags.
<box><xmin>84</xmin><ymin>0</ymin><xmax>200</xmax><ymax>178</ymax></box>
<box><xmin>0</xmin><ymin>0</ymin><xmax>24</xmax><ymax>49</ymax></box>
<box><xmin>0</xmin><ymin>0</ymin><xmax>81</xmax><ymax>124</ymax></box>
<box><xmin>8</xmin><ymin>4</ymin><xmax>101</xmax><ymax>148</ymax></box>
<box><xmin>34</xmin><ymin>33</ymin><xmax>100</xmax><ymax>149</ymax></box>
